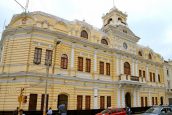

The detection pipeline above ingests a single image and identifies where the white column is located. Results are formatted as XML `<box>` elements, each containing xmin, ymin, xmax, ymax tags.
<box><xmin>135</xmin><ymin>60</ymin><xmax>138</xmax><ymax>76</ymax></box>
<box><xmin>70</xmin><ymin>45</ymin><xmax>75</xmax><ymax>68</ymax></box>
<box><xmin>155</xmin><ymin>66</ymin><xmax>158</xmax><ymax>82</ymax></box>
<box><xmin>117</xmin><ymin>88</ymin><xmax>121</xmax><ymax>107</ymax></box>
<box><xmin>146</xmin><ymin>64</ymin><xmax>149</xmax><ymax>81</ymax></box>
<box><xmin>93</xmin><ymin>88</ymin><xmax>98</xmax><ymax>109</ymax></box>
<box><xmin>94</xmin><ymin>51</ymin><xmax>97</xmax><ymax>72</ymax></box>
<box><xmin>132</xmin><ymin>59</ymin><xmax>135</xmax><ymax>76</ymax></box>
<box><xmin>133</xmin><ymin>89</ymin><xmax>136</xmax><ymax>107</ymax></box>
<box><xmin>137</xmin><ymin>90</ymin><xmax>140</xmax><ymax>107</ymax></box>
<box><xmin>122</xmin><ymin>88</ymin><xmax>125</xmax><ymax>107</ymax></box>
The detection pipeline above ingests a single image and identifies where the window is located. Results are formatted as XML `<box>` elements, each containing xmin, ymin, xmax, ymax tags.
<box><xmin>138</xmin><ymin>51</ymin><xmax>142</xmax><ymax>56</ymax></box>
<box><xmin>124</xmin><ymin>62</ymin><xmax>130</xmax><ymax>75</ymax></box>
<box><xmin>85</xmin><ymin>96</ymin><xmax>91</xmax><ymax>110</ymax></box>
<box><xmin>85</xmin><ymin>58</ymin><xmax>91</xmax><ymax>72</ymax></box>
<box><xmin>101</xmin><ymin>39</ymin><xmax>108</xmax><ymax>45</ymax></box>
<box><xmin>152</xmin><ymin>97</ymin><xmax>154</xmax><ymax>105</ymax></box>
<box><xmin>107</xmin><ymin>96</ymin><xmax>111</xmax><ymax>108</ymax></box>
<box><xmin>150</xmin><ymin>72</ymin><xmax>152</xmax><ymax>82</ymax></box>
<box><xmin>78</xmin><ymin>57</ymin><xmax>83</xmax><ymax>71</ymax></box>
<box><xmin>158</xmin><ymin>74</ymin><xmax>160</xmax><ymax>82</ymax></box>
<box><xmin>106</xmin><ymin>63</ymin><xmax>110</xmax><ymax>75</ymax></box>
<box><xmin>61</xmin><ymin>54</ymin><xmax>68</xmax><ymax>69</ymax></box>
<box><xmin>167</xmin><ymin>69</ymin><xmax>169</xmax><ymax>76</ymax></box>
<box><xmin>141</xmin><ymin>97</ymin><xmax>144</xmax><ymax>107</ymax></box>
<box><xmin>33</xmin><ymin>48</ymin><xmax>42</xmax><ymax>64</ymax></box>
<box><xmin>160</xmin><ymin>97</ymin><xmax>163</xmax><ymax>105</ymax></box>
<box><xmin>145</xmin><ymin>97</ymin><xmax>148</xmax><ymax>107</ymax></box>
<box><xmin>81</xmin><ymin>30</ymin><xmax>88</xmax><ymax>39</ymax></box>
<box><xmin>118</xmin><ymin>17</ymin><xmax>122</xmax><ymax>22</ymax></box>
<box><xmin>143</xmin><ymin>71</ymin><xmax>146</xmax><ymax>78</ymax></box>
<box><xmin>153</xmin><ymin>73</ymin><xmax>155</xmax><ymax>82</ymax></box>
<box><xmin>107</xmin><ymin>18</ymin><xmax>112</xmax><ymax>25</ymax></box>
<box><xmin>99</xmin><ymin>61</ymin><xmax>104</xmax><ymax>74</ymax></box>
<box><xmin>149</xmin><ymin>53</ymin><xmax>152</xmax><ymax>59</ymax></box>
<box><xmin>45</xmin><ymin>50</ymin><xmax>53</xmax><ymax>66</ymax></box>
<box><xmin>139</xmin><ymin>70</ymin><xmax>142</xmax><ymax>77</ymax></box>
<box><xmin>29</xmin><ymin>94</ymin><xmax>38</xmax><ymax>111</ymax></box>
<box><xmin>77</xmin><ymin>95</ymin><xmax>83</xmax><ymax>110</ymax></box>
<box><xmin>123</xmin><ymin>42</ymin><xmax>128</xmax><ymax>49</ymax></box>
<box><xmin>155</xmin><ymin>97</ymin><xmax>158</xmax><ymax>105</ymax></box>
<box><xmin>100</xmin><ymin>96</ymin><xmax>105</xmax><ymax>109</ymax></box>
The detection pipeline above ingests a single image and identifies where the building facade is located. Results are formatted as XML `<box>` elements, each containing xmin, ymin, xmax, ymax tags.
<box><xmin>0</xmin><ymin>7</ymin><xmax>169</xmax><ymax>111</ymax></box>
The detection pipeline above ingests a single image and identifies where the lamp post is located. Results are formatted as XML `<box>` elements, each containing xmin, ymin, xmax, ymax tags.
<box><xmin>43</xmin><ymin>41</ymin><xmax>61</xmax><ymax>115</ymax></box>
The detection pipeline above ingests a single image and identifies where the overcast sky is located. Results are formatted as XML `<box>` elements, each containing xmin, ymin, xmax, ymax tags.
<box><xmin>0</xmin><ymin>0</ymin><xmax>172</xmax><ymax>60</ymax></box>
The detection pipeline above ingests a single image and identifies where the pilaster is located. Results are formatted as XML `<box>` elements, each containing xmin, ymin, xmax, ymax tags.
<box><xmin>93</xmin><ymin>88</ymin><xmax>98</xmax><ymax>109</ymax></box>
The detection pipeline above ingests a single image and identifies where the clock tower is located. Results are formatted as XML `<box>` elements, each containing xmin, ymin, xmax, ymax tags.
<box><xmin>102</xmin><ymin>6</ymin><xmax>128</xmax><ymax>27</ymax></box>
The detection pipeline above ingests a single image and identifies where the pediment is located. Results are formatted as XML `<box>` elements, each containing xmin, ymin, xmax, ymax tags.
<box><xmin>9</xmin><ymin>13</ymin><xmax>35</xmax><ymax>27</ymax></box>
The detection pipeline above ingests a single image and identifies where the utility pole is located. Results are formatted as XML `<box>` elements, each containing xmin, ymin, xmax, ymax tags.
<box><xmin>43</xmin><ymin>62</ymin><xmax>49</xmax><ymax>115</ymax></box>
<box><xmin>18</xmin><ymin>88</ymin><xmax>24</xmax><ymax>112</ymax></box>
<box><xmin>43</xmin><ymin>41</ymin><xmax>61</xmax><ymax>115</ymax></box>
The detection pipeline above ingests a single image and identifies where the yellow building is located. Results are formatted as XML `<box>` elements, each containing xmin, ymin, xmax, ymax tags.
<box><xmin>0</xmin><ymin>7</ymin><xmax>167</xmax><ymax>111</ymax></box>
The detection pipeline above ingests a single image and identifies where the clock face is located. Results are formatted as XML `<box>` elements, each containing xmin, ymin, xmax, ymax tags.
<box><xmin>123</xmin><ymin>42</ymin><xmax>127</xmax><ymax>49</ymax></box>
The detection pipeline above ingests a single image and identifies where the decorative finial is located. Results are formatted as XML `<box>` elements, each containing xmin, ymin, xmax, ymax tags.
<box><xmin>113</xmin><ymin>0</ymin><xmax>116</xmax><ymax>8</ymax></box>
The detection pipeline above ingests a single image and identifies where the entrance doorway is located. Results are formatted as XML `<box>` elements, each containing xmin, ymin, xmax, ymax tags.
<box><xmin>160</xmin><ymin>96</ymin><xmax>164</xmax><ymax>105</ymax></box>
<box><xmin>125</xmin><ymin>92</ymin><xmax>131</xmax><ymax>107</ymax></box>
<box><xmin>58</xmin><ymin>94</ymin><xmax>68</xmax><ymax>109</ymax></box>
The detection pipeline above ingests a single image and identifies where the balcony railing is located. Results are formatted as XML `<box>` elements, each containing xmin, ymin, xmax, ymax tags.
<box><xmin>119</xmin><ymin>74</ymin><xmax>146</xmax><ymax>85</ymax></box>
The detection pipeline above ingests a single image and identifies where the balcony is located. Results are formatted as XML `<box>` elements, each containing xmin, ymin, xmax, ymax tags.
<box><xmin>119</xmin><ymin>74</ymin><xmax>146</xmax><ymax>86</ymax></box>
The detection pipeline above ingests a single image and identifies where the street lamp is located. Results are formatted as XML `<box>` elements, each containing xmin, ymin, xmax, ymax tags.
<box><xmin>43</xmin><ymin>41</ymin><xmax>61</xmax><ymax>115</ymax></box>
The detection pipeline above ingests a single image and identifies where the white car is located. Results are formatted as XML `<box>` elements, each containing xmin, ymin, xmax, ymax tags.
<box><xmin>142</xmin><ymin>106</ymin><xmax>172</xmax><ymax>115</ymax></box>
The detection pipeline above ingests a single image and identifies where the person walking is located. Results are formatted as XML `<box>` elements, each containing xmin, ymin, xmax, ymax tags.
<box><xmin>126</xmin><ymin>106</ymin><xmax>131</xmax><ymax>115</ymax></box>
<box><xmin>58</xmin><ymin>104</ymin><xmax>67</xmax><ymax>115</ymax></box>
<box><xmin>47</xmin><ymin>107</ymin><xmax>53</xmax><ymax>115</ymax></box>
<box><xmin>19</xmin><ymin>109</ymin><xmax>25</xmax><ymax>115</ymax></box>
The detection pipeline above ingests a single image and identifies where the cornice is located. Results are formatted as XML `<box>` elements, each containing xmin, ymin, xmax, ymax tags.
<box><xmin>0</xmin><ymin>72</ymin><xmax>119</xmax><ymax>85</ymax></box>
<box><xmin>2</xmin><ymin>26</ymin><xmax>164</xmax><ymax>66</ymax></box>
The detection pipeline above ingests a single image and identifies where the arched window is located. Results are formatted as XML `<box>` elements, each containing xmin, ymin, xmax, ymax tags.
<box><xmin>118</xmin><ymin>17</ymin><xmax>122</xmax><ymax>22</ymax></box>
<box><xmin>149</xmin><ymin>53</ymin><xmax>152</xmax><ymax>59</ymax></box>
<box><xmin>138</xmin><ymin>51</ymin><xmax>142</xmax><ymax>56</ymax></box>
<box><xmin>61</xmin><ymin>54</ymin><xmax>68</xmax><ymax>69</ymax></box>
<box><xmin>107</xmin><ymin>18</ymin><xmax>112</xmax><ymax>25</ymax></box>
<box><xmin>101</xmin><ymin>39</ymin><xmax>108</xmax><ymax>45</ymax></box>
<box><xmin>81</xmin><ymin>30</ymin><xmax>88</xmax><ymax>39</ymax></box>
<box><xmin>124</xmin><ymin>62</ymin><xmax>131</xmax><ymax>75</ymax></box>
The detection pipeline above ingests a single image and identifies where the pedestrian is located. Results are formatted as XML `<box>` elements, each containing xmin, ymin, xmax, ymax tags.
<box><xmin>19</xmin><ymin>109</ymin><xmax>25</xmax><ymax>115</ymax></box>
<box><xmin>47</xmin><ymin>107</ymin><xmax>53</xmax><ymax>115</ymax></box>
<box><xmin>58</xmin><ymin>104</ymin><xmax>67</xmax><ymax>115</ymax></box>
<box><xmin>126</xmin><ymin>106</ymin><xmax>131</xmax><ymax>115</ymax></box>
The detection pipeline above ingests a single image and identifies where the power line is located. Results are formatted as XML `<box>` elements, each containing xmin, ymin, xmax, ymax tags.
<box><xmin>14</xmin><ymin>0</ymin><xmax>29</xmax><ymax>13</ymax></box>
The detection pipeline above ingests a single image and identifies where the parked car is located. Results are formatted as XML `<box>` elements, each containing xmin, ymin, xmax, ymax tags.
<box><xmin>96</xmin><ymin>107</ymin><xmax>126</xmax><ymax>115</ymax></box>
<box><xmin>142</xmin><ymin>105</ymin><xmax>172</xmax><ymax>115</ymax></box>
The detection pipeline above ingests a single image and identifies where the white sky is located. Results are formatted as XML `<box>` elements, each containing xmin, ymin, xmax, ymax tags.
<box><xmin>0</xmin><ymin>0</ymin><xmax>172</xmax><ymax>60</ymax></box>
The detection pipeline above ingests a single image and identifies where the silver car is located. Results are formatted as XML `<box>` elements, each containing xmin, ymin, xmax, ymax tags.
<box><xmin>142</xmin><ymin>106</ymin><xmax>172</xmax><ymax>115</ymax></box>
